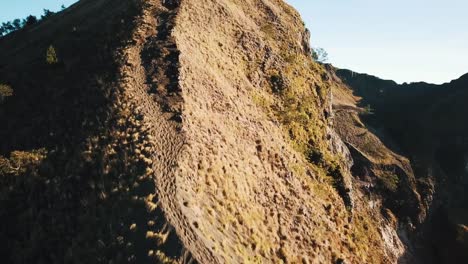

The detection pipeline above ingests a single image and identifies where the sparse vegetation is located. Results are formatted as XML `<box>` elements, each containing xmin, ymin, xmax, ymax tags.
<box><xmin>0</xmin><ymin>149</ymin><xmax>46</xmax><ymax>176</ymax></box>
<box><xmin>246</xmin><ymin>18</ymin><xmax>394</xmax><ymax>261</ymax></box>
<box><xmin>379</xmin><ymin>171</ymin><xmax>400</xmax><ymax>192</ymax></box>
<box><xmin>281</xmin><ymin>50</ymin><xmax>298</xmax><ymax>64</ymax></box>
<box><xmin>253</xmin><ymin>19</ymin><xmax>352</xmax><ymax>201</ymax></box>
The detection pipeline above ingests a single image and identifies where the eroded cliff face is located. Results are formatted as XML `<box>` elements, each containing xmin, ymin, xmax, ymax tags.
<box><xmin>0</xmin><ymin>0</ymin><xmax>422</xmax><ymax>263</ymax></box>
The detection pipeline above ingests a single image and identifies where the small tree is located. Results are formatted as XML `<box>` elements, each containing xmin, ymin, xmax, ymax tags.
<box><xmin>312</xmin><ymin>47</ymin><xmax>329</xmax><ymax>63</ymax></box>
<box><xmin>46</xmin><ymin>45</ymin><xmax>59</xmax><ymax>64</ymax></box>
<box><xmin>41</xmin><ymin>9</ymin><xmax>54</xmax><ymax>19</ymax></box>
<box><xmin>12</xmin><ymin>19</ymin><xmax>23</xmax><ymax>30</ymax></box>
<box><xmin>0</xmin><ymin>21</ymin><xmax>18</xmax><ymax>37</ymax></box>
<box><xmin>0</xmin><ymin>22</ymin><xmax>15</xmax><ymax>36</ymax></box>
<box><xmin>24</xmin><ymin>15</ymin><xmax>38</xmax><ymax>27</ymax></box>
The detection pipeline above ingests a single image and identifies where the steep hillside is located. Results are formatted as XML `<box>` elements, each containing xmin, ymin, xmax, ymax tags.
<box><xmin>334</xmin><ymin>68</ymin><xmax>468</xmax><ymax>263</ymax></box>
<box><xmin>0</xmin><ymin>0</ymin><xmax>190</xmax><ymax>263</ymax></box>
<box><xmin>0</xmin><ymin>0</ymin><xmax>434</xmax><ymax>263</ymax></box>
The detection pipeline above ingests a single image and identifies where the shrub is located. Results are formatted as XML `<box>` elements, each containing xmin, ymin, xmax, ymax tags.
<box><xmin>362</xmin><ymin>104</ymin><xmax>374</xmax><ymax>115</ymax></box>
<box><xmin>46</xmin><ymin>45</ymin><xmax>59</xmax><ymax>64</ymax></box>
<box><xmin>0</xmin><ymin>84</ymin><xmax>13</xmax><ymax>102</ymax></box>
<box><xmin>269</xmin><ymin>73</ymin><xmax>285</xmax><ymax>94</ymax></box>
<box><xmin>379</xmin><ymin>171</ymin><xmax>399</xmax><ymax>192</ymax></box>
<box><xmin>307</xmin><ymin>149</ymin><xmax>323</xmax><ymax>164</ymax></box>
<box><xmin>0</xmin><ymin>149</ymin><xmax>46</xmax><ymax>176</ymax></box>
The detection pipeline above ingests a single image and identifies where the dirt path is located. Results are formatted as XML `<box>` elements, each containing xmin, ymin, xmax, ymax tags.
<box><xmin>116</xmin><ymin>0</ymin><xmax>216</xmax><ymax>263</ymax></box>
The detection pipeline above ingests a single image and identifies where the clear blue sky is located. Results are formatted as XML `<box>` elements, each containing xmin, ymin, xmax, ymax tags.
<box><xmin>1</xmin><ymin>1</ymin><xmax>468</xmax><ymax>84</ymax></box>
<box><xmin>0</xmin><ymin>0</ymin><xmax>77</xmax><ymax>23</ymax></box>
<box><xmin>287</xmin><ymin>0</ymin><xmax>468</xmax><ymax>84</ymax></box>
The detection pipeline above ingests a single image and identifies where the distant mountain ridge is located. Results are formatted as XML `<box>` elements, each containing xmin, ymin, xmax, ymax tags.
<box><xmin>333</xmin><ymin>67</ymin><xmax>468</xmax><ymax>263</ymax></box>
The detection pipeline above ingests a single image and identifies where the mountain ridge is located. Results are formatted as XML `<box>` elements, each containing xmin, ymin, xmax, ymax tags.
<box><xmin>0</xmin><ymin>0</ymin><xmax>467</xmax><ymax>263</ymax></box>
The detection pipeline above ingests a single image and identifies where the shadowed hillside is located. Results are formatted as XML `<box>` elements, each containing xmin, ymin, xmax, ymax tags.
<box><xmin>334</xmin><ymin>68</ymin><xmax>468</xmax><ymax>264</ymax></box>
